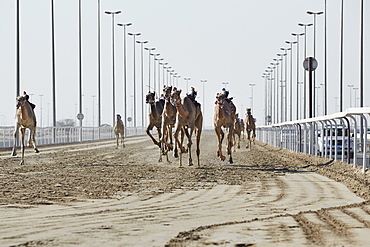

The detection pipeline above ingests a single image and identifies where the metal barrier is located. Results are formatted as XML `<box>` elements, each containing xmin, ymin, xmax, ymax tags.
<box><xmin>0</xmin><ymin>126</ymin><xmax>146</xmax><ymax>148</ymax></box>
<box><xmin>257</xmin><ymin>107</ymin><xmax>370</xmax><ymax>173</ymax></box>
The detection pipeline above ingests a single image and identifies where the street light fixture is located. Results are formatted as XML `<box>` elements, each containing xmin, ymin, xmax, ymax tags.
<box><xmin>155</xmin><ymin>58</ymin><xmax>164</xmax><ymax>92</ymax></box>
<box><xmin>117</xmin><ymin>22</ymin><xmax>132</xmax><ymax>127</ymax></box>
<box><xmin>222</xmin><ymin>82</ymin><xmax>229</xmax><ymax>90</ymax></box>
<box><xmin>136</xmin><ymin>40</ymin><xmax>148</xmax><ymax>127</ymax></box>
<box><xmin>249</xmin><ymin>83</ymin><xmax>256</xmax><ymax>111</ymax></box>
<box><xmin>285</xmin><ymin>41</ymin><xmax>296</xmax><ymax>121</ymax></box>
<box><xmin>298</xmin><ymin>23</ymin><xmax>313</xmax><ymax>116</ymax></box>
<box><xmin>307</xmin><ymin>11</ymin><xmax>323</xmax><ymax>116</ymax></box>
<box><xmin>348</xmin><ymin>84</ymin><xmax>354</xmax><ymax>107</ymax></box>
<box><xmin>160</xmin><ymin>62</ymin><xmax>168</xmax><ymax>87</ymax></box>
<box><xmin>105</xmin><ymin>10</ymin><xmax>121</xmax><ymax>126</ymax></box>
<box><xmin>291</xmin><ymin>32</ymin><xmax>305</xmax><ymax>119</ymax></box>
<box><xmin>144</xmin><ymin>47</ymin><xmax>156</xmax><ymax>91</ymax></box>
<box><xmin>150</xmin><ymin>53</ymin><xmax>160</xmax><ymax>95</ymax></box>
<box><xmin>184</xmin><ymin>78</ymin><xmax>191</xmax><ymax>90</ymax></box>
<box><xmin>128</xmin><ymin>32</ymin><xmax>141</xmax><ymax>128</ymax></box>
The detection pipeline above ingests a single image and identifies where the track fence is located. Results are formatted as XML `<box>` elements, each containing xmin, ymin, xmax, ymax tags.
<box><xmin>0</xmin><ymin>126</ymin><xmax>146</xmax><ymax>148</ymax></box>
<box><xmin>257</xmin><ymin>107</ymin><xmax>370</xmax><ymax>173</ymax></box>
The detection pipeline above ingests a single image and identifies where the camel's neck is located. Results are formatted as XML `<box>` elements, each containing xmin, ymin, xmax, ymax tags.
<box><xmin>164</xmin><ymin>101</ymin><xmax>176</xmax><ymax>117</ymax></box>
<box><xmin>174</xmin><ymin>102</ymin><xmax>188</xmax><ymax>119</ymax></box>
<box><xmin>150</xmin><ymin>103</ymin><xmax>160</xmax><ymax>119</ymax></box>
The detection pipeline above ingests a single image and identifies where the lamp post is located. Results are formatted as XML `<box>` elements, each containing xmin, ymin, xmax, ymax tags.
<box><xmin>292</xmin><ymin>32</ymin><xmax>304</xmax><ymax>119</ymax></box>
<box><xmin>285</xmin><ymin>41</ymin><xmax>296</xmax><ymax>121</ymax></box>
<box><xmin>105</xmin><ymin>10</ymin><xmax>121</xmax><ymax>126</ymax></box>
<box><xmin>145</xmin><ymin>47</ymin><xmax>156</xmax><ymax>92</ymax></box>
<box><xmin>156</xmin><ymin>58</ymin><xmax>164</xmax><ymax>92</ymax></box>
<box><xmin>278</xmin><ymin>53</ymin><xmax>287</xmax><ymax>122</ymax></box>
<box><xmin>348</xmin><ymin>84</ymin><xmax>354</xmax><ymax>108</ymax></box>
<box><xmin>128</xmin><ymin>32</ymin><xmax>141</xmax><ymax>128</ymax></box>
<box><xmin>200</xmin><ymin>80</ymin><xmax>207</xmax><ymax>127</ymax></box>
<box><xmin>151</xmin><ymin>53</ymin><xmax>160</xmax><ymax>95</ymax></box>
<box><xmin>175</xmin><ymin>75</ymin><xmax>181</xmax><ymax>88</ymax></box>
<box><xmin>160</xmin><ymin>62</ymin><xmax>168</xmax><ymax>87</ymax></box>
<box><xmin>117</xmin><ymin>22</ymin><xmax>132</xmax><ymax>127</ymax></box>
<box><xmin>307</xmin><ymin>11</ymin><xmax>323</xmax><ymax>116</ymax></box>
<box><xmin>222</xmin><ymin>81</ymin><xmax>229</xmax><ymax>90</ymax></box>
<box><xmin>298</xmin><ymin>23</ymin><xmax>313</xmax><ymax>116</ymax></box>
<box><xmin>184</xmin><ymin>78</ymin><xmax>191</xmax><ymax>90</ymax></box>
<box><xmin>280</xmin><ymin>48</ymin><xmax>290</xmax><ymax>121</ymax></box>
<box><xmin>136</xmin><ymin>40</ymin><xmax>148</xmax><ymax>127</ymax></box>
<box><xmin>249</xmin><ymin>83</ymin><xmax>256</xmax><ymax>110</ymax></box>
<box><xmin>272</xmin><ymin>59</ymin><xmax>281</xmax><ymax>123</ymax></box>
<box><xmin>39</xmin><ymin>95</ymin><xmax>44</xmax><ymax>127</ymax></box>
<box><xmin>353</xmin><ymin>87</ymin><xmax>359</xmax><ymax>107</ymax></box>
<box><xmin>97</xmin><ymin>0</ymin><xmax>101</xmax><ymax>129</ymax></box>
<box><xmin>91</xmin><ymin>95</ymin><xmax>96</xmax><ymax>127</ymax></box>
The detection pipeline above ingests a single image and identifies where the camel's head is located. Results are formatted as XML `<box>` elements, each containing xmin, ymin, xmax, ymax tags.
<box><xmin>16</xmin><ymin>95</ymin><xmax>27</xmax><ymax>109</ymax></box>
<box><xmin>170</xmin><ymin>88</ymin><xmax>182</xmax><ymax>105</ymax></box>
<box><xmin>146</xmin><ymin>91</ymin><xmax>156</xmax><ymax>104</ymax></box>
<box><xmin>215</xmin><ymin>93</ymin><xmax>225</xmax><ymax>105</ymax></box>
<box><xmin>163</xmin><ymin>85</ymin><xmax>172</xmax><ymax>98</ymax></box>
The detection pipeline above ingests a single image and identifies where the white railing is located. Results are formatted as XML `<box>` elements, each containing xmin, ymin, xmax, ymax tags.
<box><xmin>0</xmin><ymin>126</ymin><xmax>146</xmax><ymax>148</ymax></box>
<box><xmin>257</xmin><ymin>107</ymin><xmax>370</xmax><ymax>173</ymax></box>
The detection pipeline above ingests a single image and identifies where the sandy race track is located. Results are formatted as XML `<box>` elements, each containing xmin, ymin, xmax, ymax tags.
<box><xmin>1</xmin><ymin>130</ymin><xmax>370</xmax><ymax>246</ymax></box>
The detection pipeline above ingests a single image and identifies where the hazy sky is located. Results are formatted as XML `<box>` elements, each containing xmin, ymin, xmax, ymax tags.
<box><xmin>0</xmin><ymin>0</ymin><xmax>369</xmax><ymax>128</ymax></box>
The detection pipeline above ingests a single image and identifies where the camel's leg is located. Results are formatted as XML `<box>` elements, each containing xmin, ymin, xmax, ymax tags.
<box><xmin>27</xmin><ymin>125</ymin><xmax>39</xmax><ymax>153</ymax></box>
<box><xmin>115</xmin><ymin>134</ymin><xmax>119</xmax><ymax>149</ymax></box>
<box><xmin>174</xmin><ymin>124</ymin><xmax>184</xmax><ymax>167</ymax></box>
<box><xmin>215</xmin><ymin>127</ymin><xmax>225</xmax><ymax>161</ymax></box>
<box><xmin>195</xmin><ymin>116</ymin><xmax>202</xmax><ymax>167</ymax></box>
<box><xmin>237</xmin><ymin>134</ymin><xmax>241</xmax><ymax>149</ymax></box>
<box><xmin>146</xmin><ymin>125</ymin><xmax>161</xmax><ymax>147</ymax></box>
<box><xmin>246</xmin><ymin>129</ymin><xmax>251</xmax><ymax>148</ymax></box>
<box><xmin>11</xmin><ymin>125</ymin><xmax>20</xmax><ymax>156</ymax></box>
<box><xmin>227</xmin><ymin>127</ymin><xmax>234</xmax><ymax>164</ymax></box>
<box><xmin>187</xmin><ymin>126</ymin><xmax>194</xmax><ymax>166</ymax></box>
<box><xmin>121</xmin><ymin>133</ymin><xmax>125</xmax><ymax>148</ymax></box>
<box><xmin>157</xmin><ymin>127</ymin><xmax>163</xmax><ymax>162</ymax></box>
<box><xmin>20</xmin><ymin>128</ymin><xmax>26</xmax><ymax>165</ymax></box>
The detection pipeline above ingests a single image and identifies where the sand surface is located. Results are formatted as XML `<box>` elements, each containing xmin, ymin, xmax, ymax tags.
<box><xmin>1</xmin><ymin>131</ymin><xmax>370</xmax><ymax>246</ymax></box>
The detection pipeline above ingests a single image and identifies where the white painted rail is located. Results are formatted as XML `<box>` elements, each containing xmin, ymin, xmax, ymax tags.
<box><xmin>257</xmin><ymin>107</ymin><xmax>370</xmax><ymax>173</ymax></box>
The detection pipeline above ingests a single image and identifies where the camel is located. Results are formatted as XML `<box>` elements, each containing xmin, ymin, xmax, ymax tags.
<box><xmin>170</xmin><ymin>88</ymin><xmax>203</xmax><ymax>167</ymax></box>
<box><xmin>214</xmin><ymin>93</ymin><xmax>235</xmax><ymax>163</ymax></box>
<box><xmin>11</xmin><ymin>93</ymin><xmax>39</xmax><ymax>165</ymax></box>
<box><xmin>245</xmin><ymin>107</ymin><xmax>256</xmax><ymax>149</ymax></box>
<box><xmin>146</xmin><ymin>91</ymin><xmax>165</xmax><ymax>162</ymax></box>
<box><xmin>233</xmin><ymin>113</ymin><xmax>243</xmax><ymax>151</ymax></box>
<box><xmin>160</xmin><ymin>86</ymin><xmax>181</xmax><ymax>161</ymax></box>
<box><xmin>113</xmin><ymin>114</ymin><xmax>125</xmax><ymax>148</ymax></box>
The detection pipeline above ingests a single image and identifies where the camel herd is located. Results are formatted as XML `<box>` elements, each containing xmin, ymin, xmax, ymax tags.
<box><xmin>12</xmin><ymin>88</ymin><xmax>255</xmax><ymax>166</ymax></box>
<box><xmin>144</xmin><ymin>86</ymin><xmax>255</xmax><ymax>167</ymax></box>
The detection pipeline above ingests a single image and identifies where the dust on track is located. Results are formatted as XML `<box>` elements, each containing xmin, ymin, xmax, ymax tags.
<box><xmin>1</xmin><ymin>130</ymin><xmax>370</xmax><ymax>246</ymax></box>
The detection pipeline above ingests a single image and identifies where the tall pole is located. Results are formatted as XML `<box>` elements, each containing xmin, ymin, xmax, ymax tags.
<box><xmin>97</xmin><ymin>0</ymin><xmax>101</xmax><ymax>129</ymax></box>
<box><xmin>292</xmin><ymin>33</ymin><xmax>304</xmax><ymax>119</ymax></box>
<box><xmin>360</xmin><ymin>0</ymin><xmax>364</xmax><ymax>108</ymax></box>
<box><xmin>160</xmin><ymin>62</ymin><xmax>168</xmax><ymax>87</ymax></box>
<box><xmin>16</xmin><ymin>0</ymin><xmax>20</xmax><ymax>97</ymax></box>
<box><xmin>185</xmin><ymin>78</ymin><xmax>191</xmax><ymax>90</ymax></box>
<box><xmin>105</xmin><ymin>10</ymin><xmax>121</xmax><ymax>126</ymax></box>
<box><xmin>79</xmin><ymin>0</ymin><xmax>83</xmax><ymax>129</ymax></box>
<box><xmin>298</xmin><ymin>24</ymin><xmax>312</xmax><ymax>117</ymax></box>
<box><xmin>128</xmin><ymin>32</ymin><xmax>141</xmax><ymax>128</ymax></box>
<box><xmin>117</xmin><ymin>23</ymin><xmax>132</xmax><ymax>127</ymax></box>
<box><xmin>222</xmin><ymin>81</ymin><xmax>229</xmax><ymax>90</ymax></box>
<box><xmin>340</xmin><ymin>1</ymin><xmax>344</xmax><ymax>112</ymax></box>
<box><xmin>51</xmin><ymin>0</ymin><xmax>56</xmax><ymax>141</ymax></box>
<box><xmin>156</xmin><ymin>58</ymin><xmax>164</xmax><ymax>92</ymax></box>
<box><xmin>136</xmin><ymin>40</ymin><xmax>148</xmax><ymax>127</ymax></box>
<box><xmin>200</xmin><ymin>80</ymin><xmax>207</xmax><ymax>128</ymax></box>
<box><xmin>145</xmin><ymin>47</ymin><xmax>155</xmax><ymax>91</ymax></box>
<box><xmin>324</xmin><ymin>0</ymin><xmax>328</xmax><ymax>115</ymax></box>
<box><xmin>307</xmin><ymin>11</ymin><xmax>323</xmax><ymax>116</ymax></box>
<box><xmin>285</xmin><ymin>41</ymin><xmax>296</xmax><ymax>121</ymax></box>
<box><xmin>348</xmin><ymin>84</ymin><xmax>354</xmax><ymax>107</ymax></box>
<box><xmin>151</xmin><ymin>53</ymin><xmax>160</xmax><ymax>96</ymax></box>
<box><xmin>249</xmin><ymin>83</ymin><xmax>256</xmax><ymax>110</ymax></box>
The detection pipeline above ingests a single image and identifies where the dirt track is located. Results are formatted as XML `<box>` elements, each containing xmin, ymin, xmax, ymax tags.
<box><xmin>1</xmin><ymin>130</ymin><xmax>370</xmax><ymax>246</ymax></box>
